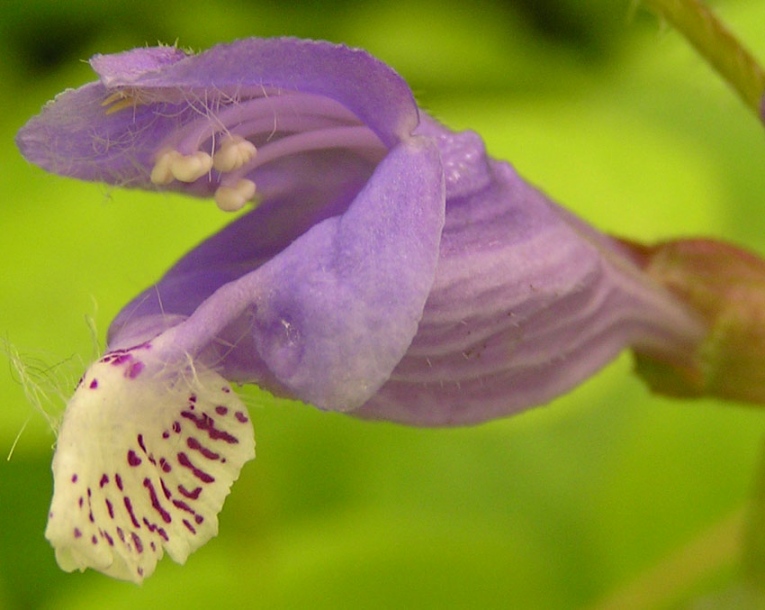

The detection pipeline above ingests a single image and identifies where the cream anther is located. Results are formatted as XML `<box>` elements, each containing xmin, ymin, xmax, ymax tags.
<box><xmin>212</xmin><ymin>136</ymin><xmax>257</xmax><ymax>173</ymax></box>
<box><xmin>214</xmin><ymin>179</ymin><xmax>257</xmax><ymax>212</ymax></box>
<box><xmin>150</xmin><ymin>149</ymin><xmax>181</xmax><ymax>185</ymax></box>
<box><xmin>151</xmin><ymin>149</ymin><xmax>214</xmax><ymax>185</ymax></box>
<box><xmin>170</xmin><ymin>151</ymin><xmax>214</xmax><ymax>183</ymax></box>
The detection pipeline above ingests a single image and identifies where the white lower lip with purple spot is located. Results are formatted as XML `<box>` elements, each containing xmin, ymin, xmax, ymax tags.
<box><xmin>45</xmin><ymin>342</ymin><xmax>255</xmax><ymax>583</ymax></box>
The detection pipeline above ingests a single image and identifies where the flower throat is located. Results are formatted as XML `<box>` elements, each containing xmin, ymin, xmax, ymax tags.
<box><xmin>104</xmin><ymin>89</ymin><xmax>387</xmax><ymax>212</ymax></box>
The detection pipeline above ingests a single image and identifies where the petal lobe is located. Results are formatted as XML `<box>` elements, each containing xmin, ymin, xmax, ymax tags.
<box><xmin>45</xmin><ymin>345</ymin><xmax>255</xmax><ymax>583</ymax></box>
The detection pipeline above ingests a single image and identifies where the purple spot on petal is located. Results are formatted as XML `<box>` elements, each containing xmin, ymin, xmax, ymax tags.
<box><xmin>89</xmin><ymin>379</ymin><xmax>98</xmax><ymax>389</ymax></box>
<box><xmin>182</xmin><ymin>519</ymin><xmax>196</xmax><ymax>534</ymax></box>
<box><xmin>131</xmin><ymin>532</ymin><xmax>144</xmax><ymax>553</ymax></box>
<box><xmin>126</xmin><ymin>360</ymin><xmax>144</xmax><ymax>379</ymax></box>
<box><xmin>187</xmin><ymin>436</ymin><xmax>220</xmax><ymax>460</ymax></box>
<box><xmin>91</xmin><ymin>535</ymin><xmax>98</xmax><ymax>545</ymax></box>
<box><xmin>172</xmin><ymin>421</ymin><xmax>181</xmax><ymax>434</ymax></box>
<box><xmin>123</xmin><ymin>497</ymin><xmax>141</xmax><ymax>528</ymax></box>
<box><xmin>235</xmin><ymin>411</ymin><xmax>249</xmax><ymax>424</ymax></box>
<box><xmin>181</xmin><ymin>410</ymin><xmax>238</xmax><ymax>444</ymax></box>
<box><xmin>115</xmin><ymin>474</ymin><xmax>123</xmax><ymax>491</ymax></box>
<box><xmin>127</xmin><ymin>450</ymin><xmax>142</xmax><ymax>467</ymax></box>
<box><xmin>143</xmin><ymin>478</ymin><xmax>172</xmax><ymax>524</ymax></box>
<box><xmin>215</xmin><ymin>405</ymin><xmax>228</xmax><ymax>416</ymax></box>
<box><xmin>159</xmin><ymin>457</ymin><xmax>171</xmax><ymax>473</ymax></box>
<box><xmin>73</xmin><ymin>528</ymin><xmax>82</xmax><ymax>538</ymax></box>
<box><xmin>106</xmin><ymin>498</ymin><xmax>114</xmax><ymax>519</ymax></box>
<box><xmin>71</xmin><ymin>474</ymin><xmax>78</xmax><ymax>484</ymax></box>
<box><xmin>99</xmin><ymin>474</ymin><xmax>109</xmax><ymax>488</ymax></box>
<box><xmin>111</xmin><ymin>354</ymin><xmax>131</xmax><ymax>366</ymax></box>
<box><xmin>178</xmin><ymin>485</ymin><xmax>202</xmax><ymax>500</ymax></box>
<box><xmin>177</xmin><ymin>452</ymin><xmax>214</xmax><ymax>483</ymax></box>
<box><xmin>172</xmin><ymin>498</ymin><xmax>194</xmax><ymax>514</ymax></box>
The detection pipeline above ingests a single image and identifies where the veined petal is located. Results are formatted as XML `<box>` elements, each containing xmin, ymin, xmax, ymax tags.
<box><xmin>46</xmin><ymin>343</ymin><xmax>255</xmax><ymax>583</ymax></box>
<box><xmin>355</xmin><ymin>120</ymin><xmax>705</xmax><ymax>425</ymax></box>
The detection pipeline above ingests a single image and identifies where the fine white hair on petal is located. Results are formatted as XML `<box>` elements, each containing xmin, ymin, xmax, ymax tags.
<box><xmin>45</xmin><ymin>343</ymin><xmax>255</xmax><ymax>583</ymax></box>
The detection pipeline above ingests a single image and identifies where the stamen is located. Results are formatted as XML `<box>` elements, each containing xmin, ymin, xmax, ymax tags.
<box><xmin>214</xmin><ymin>179</ymin><xmax>257</xmax><ymax>212</ymax></box>
<box><xmin>150</xmin><ymin>150</ymin><xmax>180</xmax><ymax>185</ymax></box>
<box><xmin>222</xmin><ymin>125</ymin><xmax>385</xmax><ymax>183</ymax></box>
<box><xmin>175</xmin><ymin>93</ymin><xmax>362</xmax><ymax>154</ymax></box>
<box><xmin>147</xmin><ymin>92</ymin><xmax>386</xmax><ymax>199</ymax></box>
<box><xmin>212</xmin><ymin>136</ymin><xmax>257</xmax><ymax>173</ymax></box>
<box><xmin>102</xmin><ymin>90</ymin><xmax>145</xmax><ymax>115</ymax></box>
<box><xmin>101</xmin><ymin>92</ymin><xmax>126</xmax><ymax>107</ymax></box>
<box><xmin>150</xmin><ymin>149</ymin><xmax>215</xmax><ymax>185</ymax></box>
<box><xmin>170</xmin><ymin>151</ymin><xmax>214</xmax><ymax>183</ymax></box>
<box><xmin>253</xmin><ymin>126</ymin><xmax>384</xmax><ymax>166</ymax></box>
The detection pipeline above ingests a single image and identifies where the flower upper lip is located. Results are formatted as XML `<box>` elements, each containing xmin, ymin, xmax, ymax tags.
<box><xmin>18</xmin><ymin>40</ymin><xmax>417</xmax><ymax>210</ymax></box>
<box><xmin>89</xmin><ymin>39</ymin><xmax>420</xmax><ymax>145</ymax></box>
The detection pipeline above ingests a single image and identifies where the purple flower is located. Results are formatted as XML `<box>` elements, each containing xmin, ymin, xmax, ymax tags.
<box><xmin>16</xmin><ymin>38</ymin><xmax>704</xmax><ymax>582</ymax></box>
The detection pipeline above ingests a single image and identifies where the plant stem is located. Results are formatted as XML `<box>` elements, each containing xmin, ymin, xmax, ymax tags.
<box><xmin>588</xmin><ymin>506</ymin><xmax>746</xmax><ymax>610</ymax></box>
<box><xmin>641</xmin><ymin>0</ymin><xmax>765</xmax><ymax>116</ymax></box>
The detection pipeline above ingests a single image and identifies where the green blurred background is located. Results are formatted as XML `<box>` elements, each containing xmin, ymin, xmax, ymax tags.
<box><xmin>3</xmin><ymin>0</ymin><xmax>765</xmax><ymax>608</ymax></box>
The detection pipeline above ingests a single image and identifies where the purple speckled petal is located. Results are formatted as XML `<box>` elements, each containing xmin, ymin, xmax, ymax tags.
<box><xmin>46</xmin><ymin>343</ymin><xmax>254</xmax><ymax>583</ymax></box>
<box><xmin>116</xmin><ymin>138</ymin><xmax>445</xmax><ymax>410</ymax></box>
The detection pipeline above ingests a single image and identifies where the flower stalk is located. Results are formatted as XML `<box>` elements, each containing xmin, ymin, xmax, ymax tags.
<box><xmin>641</xmin><ymin>0</ymin><xmax>765</xmax><ymax>116</ymax></box>
<box><xmin>589</xmin><ymin>506</ymin><xmax>747</xmax><ymax>610</ymax></box>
